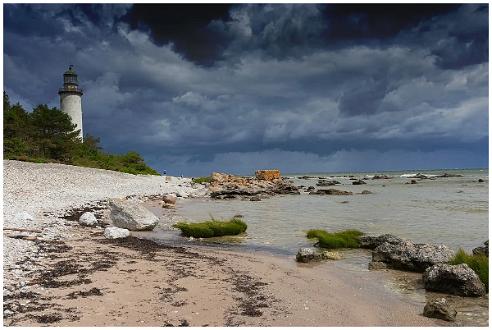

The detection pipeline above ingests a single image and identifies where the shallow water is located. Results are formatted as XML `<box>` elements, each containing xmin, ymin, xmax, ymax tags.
<box><xmin>135</xmin><ymin>168</ymin><xmax>489</xmax><ymax>325</ymax></box>
<box><xmin>155</xmin><ymin>169</ymin><xmax>488</xmax><ymax>256</ymax></box>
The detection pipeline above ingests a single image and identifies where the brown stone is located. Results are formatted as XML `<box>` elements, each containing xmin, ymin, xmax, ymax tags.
<box><xmin>255</xmin><ymin>169</ymin><xmax>281</xmax><ymax>181</ymax></box>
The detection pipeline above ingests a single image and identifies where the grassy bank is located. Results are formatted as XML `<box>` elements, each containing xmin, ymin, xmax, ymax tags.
<box><xmin>306</xmin><ymin>229</ymin><xmax>364</xmax><ymax>249</ymax></box>
<box><xmin>173</xmin><ymin>217</ymin><xmax>247</xmax><ymax>238</ymax></box>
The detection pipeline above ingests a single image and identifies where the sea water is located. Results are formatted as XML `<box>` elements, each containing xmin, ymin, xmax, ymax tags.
<box><xmin>141</xmin><ymin>169</ymin><xmax>488</xmax><ymax>257</ymax></box>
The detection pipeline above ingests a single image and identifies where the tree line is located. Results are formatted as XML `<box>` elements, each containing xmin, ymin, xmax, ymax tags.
<box><xmin>3</xmin><ymin>92</ymin><xmax>159</xmax><ymax>175</ymax></box>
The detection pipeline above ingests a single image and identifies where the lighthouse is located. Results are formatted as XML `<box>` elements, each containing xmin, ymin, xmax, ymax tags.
<box><xmin>58</xmin><ymin>65</ymin><xmax>84</xmax><ymax>140</ymax></box>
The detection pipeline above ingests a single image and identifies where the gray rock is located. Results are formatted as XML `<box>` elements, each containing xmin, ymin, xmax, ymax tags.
<box><xmin>359</xmin><ymin>234</ymin><xmax>402</xmax><ymax>249</ymax></box>
<box><xmin>109</xmin><ymin>199</ymin><xmax>158</xmax><ymax>231</ymax></box>
<box><xmin>104</xmin><ymin>226</ymin><xmax>130</xmax><ymax>239</ymax></box>
<box><xmin>249</xmin><ymin>196</ymin><xmax>261</xmax><ymax>201</ymax></box>
<box><xmin>423</xmin><ymin>298</ymin><xmax>457</xmax><ymax>322</ymax></box>
<box><xmin>78</xmin><ymin>212</ymin><xmax>98</xmax><ymax>227</ymax></box>
<box><xmin>352</xmin><ymin>179</ymin><xmax>366</xmax><ymax>185</ymax></box>
<box><xmin>372</xmin><ymin>240</ymin><xmax>454</xmax><ymax>272</ymax></box>
<box><xmin>296</xmin><ymin>248</ymin><xmax>329</xmax><ymax>263</ymax></box>
<box><xmin>472</xmin><ymin>240</ymin><xmax>488</xmax><ymax>256</ymax></box>
<box><xmin>310</xmin><ymin>188</ymin><xmax>353</xmax><ymax>196</ymax></box>
<box><xmin>360</xmin><ymin>190</ymin><xmax>373</xmax><ymax>194</ymax></box>
<box><xmin>423</xmin><ymin>263</ymin><xmax>486</xmax><ymax>297</ymax></box>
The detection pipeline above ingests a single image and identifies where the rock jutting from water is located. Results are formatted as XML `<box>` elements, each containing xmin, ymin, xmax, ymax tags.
<box><xmin>423</xmin><ymin>264</ymin><xmax>486</xmax><ymax>297</ymax></box>
<box><xmin>208</xmin><ymin>171</ymin><xmax>299</xmax><ymax>199</ymax></box>
<box><xmin>423</xmin><ymin>298</ymin><xmax>457</xmax><ymax>322</ymax></box>
<box><xmin>255</xmin><ymin>169</ymin><xmax>281</xmax><ymax>181</ymax></box>
<box><xmin>316</xmin><ymin>180</ymin><xmax>340</xmax><ymax>186</ymax></box>
<box><xmin>371</xmin><ymin>240</ymin><xmax>454</xmax><ymax>272</ymax></box>
<box><xmin>472</xmin><ymin>240</ymin><xmax>488</xmax><ymax>256</ymax></box>
<box><xmin>352</xmin><ymin>179</ymin><xmax>366</xmax><ymax>185</ymax></box>
<box><xmin>295</xmin><ymin>248</ymin><xmax>342</xmax><ymax>263</ymax></box>
<box><xmin>309</xmin><ymin>188</ymin><xmax>353</xmax><ymax>195</ymax></box>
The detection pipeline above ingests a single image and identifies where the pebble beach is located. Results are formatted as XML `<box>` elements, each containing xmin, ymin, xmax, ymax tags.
<box><xmin>2</xmin><ymin>160</ymin><xmax>486</xmax><ymax>326</ymax></box>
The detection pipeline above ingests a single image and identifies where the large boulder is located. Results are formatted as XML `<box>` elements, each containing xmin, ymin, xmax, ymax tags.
<box><xmin>104</xmin><ymin>226</ymin><xmax>130</xmax><ymax>239</ymax></box>
<box><xmin>359</xmin><ymin>234</ymin><xmax>402</xmax><ymax>249</ymax></box>
<box><xmin>472</xmin><ymin>240</ymin><xmax>488</xmax><ymax>256</ymax></box>
<box><xmin>423</xmin><ymin>264</ymin><xmax>486</xmax><ymax>297</ymax></box>
<box><xmin>78</xmin><ymin>212</ymin><xmax>98</xmax><ymax>227</ymax></box>
<box><xmin>423</xmin><ymin>298</ymin><xmax>457</xmax><ymax>322</ymax></box>
<box><xmin>372</xmin><ymin>240</ymin><xmax>454</xmax><ymax>272</ymax></box>
<box><xmin>109</xmin><ymin>199</ymin><xmax>159</xmax><ymax>231</ymax></box>
<box><xmin>255</xmin><ymin>169</ymin><xmax>281</xmax><ymax>181</ymax></box>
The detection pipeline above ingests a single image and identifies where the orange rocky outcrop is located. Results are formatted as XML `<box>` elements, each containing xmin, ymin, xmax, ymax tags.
<box><xmin>255</xmin><ymin>169</ymin><xmax>281</xmax><ymax>181</ymax></box>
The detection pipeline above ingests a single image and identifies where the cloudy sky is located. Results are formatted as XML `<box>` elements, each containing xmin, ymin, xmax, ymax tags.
<box><xmin>4</xmin><ymin>4</ymin><xmax>489</xmax><ymax>176</ymax></box>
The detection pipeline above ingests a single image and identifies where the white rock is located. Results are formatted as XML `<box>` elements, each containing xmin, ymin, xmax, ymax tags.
<box><xmin>104</xmin><ymin>226</ymin><xmax>130</xmax><ymax>239</ymax></box>
<box><xmin>14</xmin><ymin>212</ymin><xmax>33</xmax><ymax>222</ymax></box>
<box><xmin>78</xmin><ymin>212</ymin><xmax>98</xmax><ymax>226</ymax></box>
<box><xmin>109</xmin><ymin>199</ymin><xmax>158</xmax><ymax>231</ymax></box>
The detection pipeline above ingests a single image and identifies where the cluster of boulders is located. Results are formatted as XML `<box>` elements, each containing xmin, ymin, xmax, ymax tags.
<box><xmin>77</xmin><ymin>196</ymin><xmax>177</xmax><ymax>239</ymax></box>
<box><xmin>360</xmin><ymin>234</ymin><xmax>488</xmax><ymax>322</ymax></box>
<box><xmin>316</xmin><ymin>179</ymin><xmax>340</xmax><ymax>187</ymax></box>
<box><xmin>207</xmin><ymin>171</ymin><xmax>299</xmax><ymax>200</ymax></box>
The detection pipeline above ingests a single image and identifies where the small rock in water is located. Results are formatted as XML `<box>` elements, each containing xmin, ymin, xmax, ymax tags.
<box><xmin>478</xmin><ymin>179</ymin><xmax>485</xmax><ymax>183</ymax></box>
<box><xmin>296</xmin><ymin>248</ymin><xmax>340</xmax><ymax>263</ymax></box>
<box><xmin>472</xmin><ymin>240</ymin><xmax>488</xmax><ymax>256</ymax></box>
<box><xmin>360</xmin><ymin>190</ymin><xmax>372</xmax><ymax>194</ymax></box>
<box><xmin>423</xmin><ymin>298</ymin><xmax>457</xmax><ymax>322</ymax></box>
<box><xmin>249</xmin><ymin>196</ymin><xmax>261</xmax><ymax>201</ymax></box>
<box><xmin>352</xmin><ymin>179</ymin><xmax>366</xmax><ymax>185</ymax></box>
<box><xmin>78</xmin><ymin>212</ymin><xmax>98</xmax><ymax>227</ymax></box>
<box><xmin>322</xmin><ymin>251</ymin><xmax>342</xmax><ymax>260</ymax></box>
<box><xmin>104</xmin><ymin>227</ymin><xmax>130</xmax><ymax>239</ymax></box>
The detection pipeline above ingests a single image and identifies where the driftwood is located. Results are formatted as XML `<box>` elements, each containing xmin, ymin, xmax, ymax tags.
<box><xmin>4</xmin><ymin>227</ymin><xmax>42</xmax><ymax>233</ymax></box>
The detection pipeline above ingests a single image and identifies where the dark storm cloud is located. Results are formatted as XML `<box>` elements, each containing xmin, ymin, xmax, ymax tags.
<box><xmin>3</xmin><ymin>3</ymin><xmax>488</xmax><ymax>175</ymax></box>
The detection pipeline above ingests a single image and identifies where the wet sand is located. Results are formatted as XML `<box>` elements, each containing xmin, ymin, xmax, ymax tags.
<box><xmin>4</xmin><ymin>222</ymin><xmax>444</xmax><ymax>327</ymax></box>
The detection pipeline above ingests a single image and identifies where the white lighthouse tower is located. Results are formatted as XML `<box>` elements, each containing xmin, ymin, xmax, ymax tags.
<box><xmin>58</xmin><ymin>65</ymin><xmax>84</xmax><ymax>140</ymax></box>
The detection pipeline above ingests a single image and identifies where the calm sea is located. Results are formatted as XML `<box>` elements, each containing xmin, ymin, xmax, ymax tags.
<box><xmin>139</xmin><ymin>168</ymin><xmax>488</xmax><ymax>258</ymax></box>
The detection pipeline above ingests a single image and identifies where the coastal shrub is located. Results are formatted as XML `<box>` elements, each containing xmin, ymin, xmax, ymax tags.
<box><xmin>192</xmin><ymin>176</ymin><xmax>212</xmax><ymax>184</ymax></box>
<box><xmin>173</xmin><ymin>217</ymin><xmax>247</xmax><ymax>238</ymax></box>
<box><xmin>3</xmin><ymin>93</ymin><xmax>160</xmax><ymax>176</ymax></box>
<box><xmin>306</xmin><ymin>229</ymin><xmax>364</xmax><ymax>249</ymax></box>
<box><xmin>450</xmin><ymin>248</ymin><xmax>488</xmax><ymax>290</ymax></box>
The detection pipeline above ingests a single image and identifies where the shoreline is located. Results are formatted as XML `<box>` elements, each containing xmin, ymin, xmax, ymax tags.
<box><xmin>3</xmin><ymin>160</ymin><xmax>487</xmax><ymax>326</ymax></box>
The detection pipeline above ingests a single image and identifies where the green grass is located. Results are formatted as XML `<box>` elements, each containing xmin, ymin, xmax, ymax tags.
<box><xmin>192</xmin><ymin>176</ymin><xmax>212</xmax><ymax>184</ymax></box>
<box><xmin>450</xmin><ymin>248</ymin><xmax>488</xmax><ymax>290</ymax></box>
<box><xmin>173</xmin><ymin>217</ymin><xmax>247</xmax><ymax>238</ymax></box>
<box><xmin>306</xmin><ymin>229</ymin><xmax>364</xmax><ymax>249</ymax></box>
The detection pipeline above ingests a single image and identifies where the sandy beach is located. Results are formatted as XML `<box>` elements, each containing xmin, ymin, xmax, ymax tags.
<box><xmin>2</xmin><ymin>160</ymin><xmax>485</xmax><ymax>326</ymax></box>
